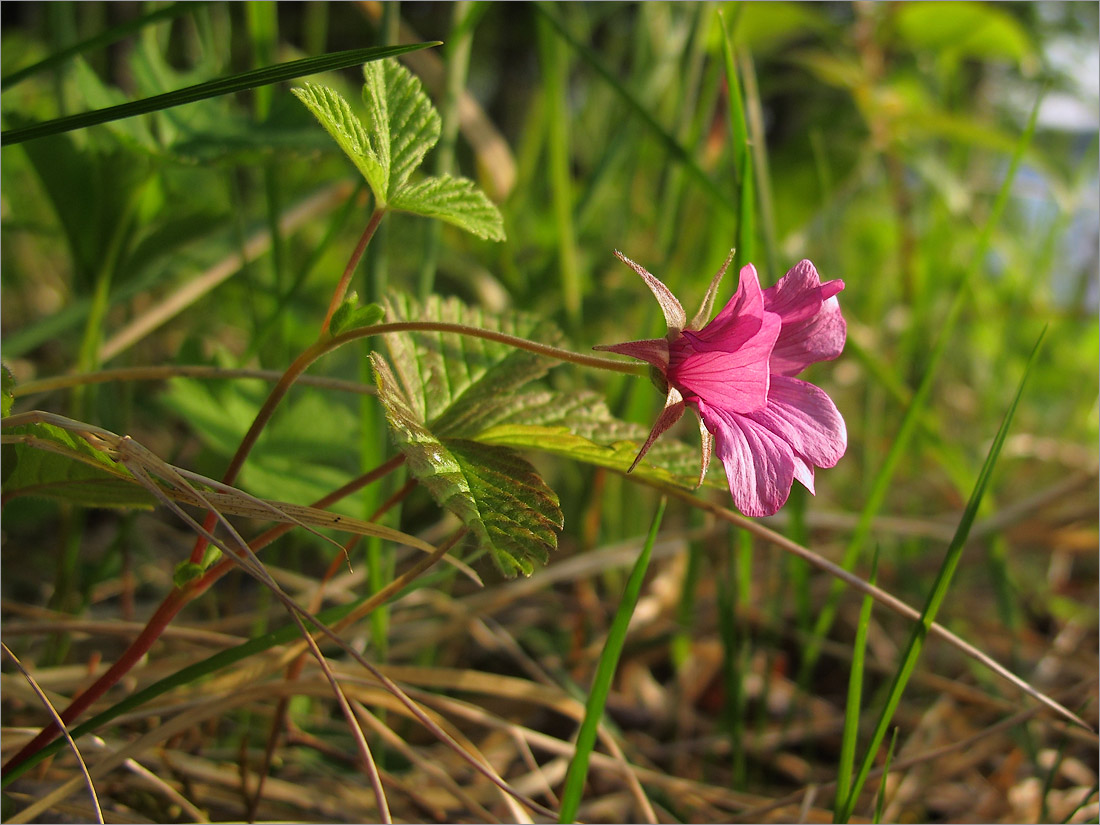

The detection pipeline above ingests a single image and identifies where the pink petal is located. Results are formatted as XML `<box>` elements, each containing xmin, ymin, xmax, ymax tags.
<box><xmin>669</xmin><ymin>309</ymin><xmax>780</xmax><ymax>414</ymax></box>
<box><xmin>762</xmin><ymin>260</ymin><xmax>846</xmax><ymax>376</ymax></box>
<box><xmin>614</xmin><ymin>250</ymin><xmax>686</xmax><ymax>332</ymax></box>
<box><xmin>744</xmin><ymin>375</ymin><xmax>847</xmax><ymax>469</ymax></box>
<box><xmin>769</xmin><ymin>295</ymin><xmax>846</xmax><ymax>376</ymax></box>
<box><xmin>593</xmin><ymin>338</ymin><xmax>670</xmax><ymax>370</ymax></box>
<box><xmin>792</xmin><ymin>453</ymin><xmax>816</xmax><ymax>494</ymax></box>
<box><xmin>696</xmin><ymin>398</ymin><xmax>796</xmax><ymax>517</ymax></box>
<box><xmin>763</xmin><ymin>260</ymin><xmax>843</xmax><ymax>324</ymax></box>
<box><xmin>683</xmin><ymin>264</ymin><xmax>766</xmax><ymax>353</ymax></box>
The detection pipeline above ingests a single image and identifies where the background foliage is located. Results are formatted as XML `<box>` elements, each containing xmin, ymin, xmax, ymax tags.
<box><xmin>2</xmin><ymin>2</ymin><xmax>1097</xmax><ymax>822</ymax></box>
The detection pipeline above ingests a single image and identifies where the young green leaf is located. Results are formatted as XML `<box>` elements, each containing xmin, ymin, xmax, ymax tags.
<box><xmin>292</xmin><ymin>83</ymin><xmax>388</xmax><ymax>199</ymax></box>
<box><xmin>362</xmin><ymin>59</ymin><xmax>441</xmax><ymax>199</ymax></box>
<box><xmin>295</xmin><ymin>59</ymin><xmax>504</xmax><ymax>241</ymax></box>
<box><xmin>328</xmin><ymin>292</ymin><xmax>386</xmax><ymax>336</ymax></box>
<box><xmin>389</xmin><ymin>174</ymin><xmax>505</xmax><ymax>241</ymax></box>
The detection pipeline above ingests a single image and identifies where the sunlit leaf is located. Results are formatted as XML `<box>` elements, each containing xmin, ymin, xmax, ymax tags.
<box><xmin>2</xmin><ymin>366</ymin><xmax>14</xmax><ymax>418</ymax></box>
<box><xmin>390</xmin><ymin>173</ymin><xmax>505</xmax><ymax>241</ymax></box>
<box><xmin>362</xmin><ymin>59</ymin><xmax>441</xmax><ymax>199</ymax></box>
<box><xmin>371</xmin><ymin>354</ymin><xmax>561</xmax><ymax>577</ymax></box>
<box><xmin>292</xmin><ymin>82</ymin><xmax>388</xmax><ymax>199</ymax></box>
<box><xmin>895</xmin><ymin>2</ymin><xmax>1034</xmax><ymax>64</ymax></box>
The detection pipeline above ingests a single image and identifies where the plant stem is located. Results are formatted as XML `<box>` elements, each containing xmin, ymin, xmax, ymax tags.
<box><xmin>330</xmin><ymin>321</ymin><xmax>646</xmax><ymax>374</ymax></box>
<box><xmin>321</xmin><ymin>207</ymin><xmax>386</xmax><ymax>334</ymax></box>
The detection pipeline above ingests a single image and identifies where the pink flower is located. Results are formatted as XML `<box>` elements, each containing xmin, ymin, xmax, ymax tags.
<box><xmin>596</xmin><ymin>250</ymin><xmax>847</xmax><ymax>517</ymax></box>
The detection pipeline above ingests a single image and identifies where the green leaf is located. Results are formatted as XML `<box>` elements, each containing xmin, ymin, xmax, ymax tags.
<box><xmin>292</xmin><ymin>83</ymin><xmax>388</xmax><ymax>200</ymax></box>
<box><xmin>390</xmin><ymin>173</ymin><xmax>505</xmax><ymax>241</ymax></box>
<box><xmin>381</xmin><ymin>293</ymin><xmax>562</xmax><ymax>431</ymax></box>
<box><xmin>371</xmin><ymin>354</ymin><xmax>561</xmax><ymax>577</ymax></box>
<box><xmin>370</xmin><ymin>294</ymin><xmax>567</xmax><ymax>576</ymax></box>
<box><xmin>362</xmin><ymin>59</ymin><xmax>441</xmax><ymax>199</ymax></box>
<box><xmin>2</xmin><ymin>422</ymin><xmax>156</xmax><ymax>509</ymax></box>
<box><xmin>469</xmin><ymin>387</ymin><xmax>712</xmax><ymax>489</ymax></box>
<box><xmin>2</xmin><ymin>43</ymin><xmax>440</xmax><ymax>147</ymax></box>
<box><xmin>329</xmin><ymin>293</ymin><xmax>386</xmax><ymax>336</ymax></box>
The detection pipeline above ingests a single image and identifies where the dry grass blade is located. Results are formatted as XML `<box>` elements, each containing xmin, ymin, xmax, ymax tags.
<box><xmin>2</xmin><ymin>644</ymin><xmax>103</xmax><ymax>824</ymax></box>
<box><xmin>2</xmin><ymin>410</ymin><xmax>457</xmax><ymax>563</ymax></box>
<box><xmin>117</xmin><ymin>446</ymin><xmax>393</xmax><ymax>823</ymax></box>
<box><xmin>657</xmin><ymin>485</ymin><xmax>1091</xmax><ymax>732</ymax></box>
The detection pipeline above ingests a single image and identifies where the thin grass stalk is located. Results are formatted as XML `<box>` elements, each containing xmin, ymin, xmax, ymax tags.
<box><xmin>2</xmin><ymin>644</ymin><xmax>103</xmax><ymax>824</ymax></box>
<box><xmin>1</xmin><ymin>1</ymin><xmax>202</xmax><ymax>88</ymax></box>
<box><xmin>0</xmin><ymin>454</ymin><xmax>408</xmax><ymax>780</ymax></box>
<box><xmin>872</xmin><ymin>728</ymin><xmax>899</xmax><ymax>823</ymax></box>
<box><xmin>837</xmin><ymin>328</ymin><xmax>1049</xmax><ymax>821</ymax></box>
<box><xmin>558</xmin><ymin>497</ymin><xmax>665</xmax><ymax>823</ymax></box>
<box><xmin>537</xmin><ymin>8</ymin><xmax>582</xmax><ymax>329</ymax></box>
<box><xmin>1</xmin><ymin>43</ymin><xmax>440</xmax><ymax>145</ymax></box>
<box><xmin>417</xmin><ymin>0</ymin><xmax>475</xmax><ymax>299</ymax></box>
<box><xmin>798</xmin><ymin>88</ymin><xmax>1046</xmax><ymax>685</ymax></box>
<box><xmin>833</xmin><ymin>545</ymin><xmax>880</xmax><ymax>820</ymax></box>
<box><xmin>534</xmin><ymin>2</ymin><xmax>736</xmax><ymax>219</ymax></box>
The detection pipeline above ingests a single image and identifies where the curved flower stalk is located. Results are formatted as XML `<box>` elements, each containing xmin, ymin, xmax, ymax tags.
<box><xmin>596</xmin><ymin>250</ymin><xmax>847</xmax><ymax>517</ymax></box>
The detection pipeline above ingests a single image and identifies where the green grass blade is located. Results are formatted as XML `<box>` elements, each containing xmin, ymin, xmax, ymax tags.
<box><xmin>1</xmin><ymin>2</ymin><xmax>205</xmax><ymax>89</ymax></box>
<box><xmin>534</xmin><ymin>2</ymin><xmax>735</xmax><ymax>218</ymax></box>
<box><xmin>718</xmin><ymin>7</ymin><xmax>756</xmax><ymax>274</ymax></box>
<box><xmin>537</xmin><ymin>10</ymin><xmax>582</xmax><ymax>329</ymax></box>
<box><xmin>838</xmin><ymin>326</ymin><xmax>1048</xmax><ymax>822</ymax></box>
<box><xmin>833</xmin><ymin>545</ymin><xmax>879</xmax><ymax>821</ymax></box>
<box><xmin>416</xmin><ymin>0</ymin><xmax>476</xmax><ymax>299</ymax></box>
<box><xmin>1</xmin><ymin>42</ymin><xmax>440</xmax><ymax>146</ymax></box>
<box><xmin>798</xmin><ymin>87</ymin><xmax>1046</xmax><ymax>685</ymax></box>
<box><xmin>872</xmin><ymin>728</ymin><xmax>899</xmax><ymax>823</ymax></box>
<box><xmin>558</xmin><ymin>497</ymin><xmax>665</xmax><ymax>823</ymax></box>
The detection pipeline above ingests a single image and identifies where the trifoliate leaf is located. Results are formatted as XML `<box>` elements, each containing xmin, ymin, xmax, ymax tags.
<box><xmin>292</xmin><ymin>82</ymin><xmax>388</xmax><ymax>200</ymax></box>
<box><xmin>382</xmin><ymin>293</ymin><xmax>562</xmax><ymax>432</ymax></box>
<box><xmin>362</xmin><ymin>59</ymin><xmax>441</xmax><ymax>198</ymax></box>
<box><xmin>390</xmin><ymin>174</ymin><xmax>505</xmax><ymax>241</ymax></box>
<box><xmin>329</xmin><ymin>292</ymin><xmax>386</xmax><ymax>336</ymax></box>
<box><xmin>371</xmin><ymin>354</ymin><xmax>560</xmax><ymax>577</ymax></box>
<box><xmin>370</xmin><ymin>294</ymin><xmax>565</xmax><ymax>577</ymax></box>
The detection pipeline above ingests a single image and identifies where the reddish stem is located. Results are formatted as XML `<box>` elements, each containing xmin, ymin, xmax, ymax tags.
<box><xmin>2</xmin><ymin>588</ymin><xmax>190</xmax><ymax>777</ymax></box>
<box><xmin>320</xmin><ymin>207</ymin><xmax>386</xmax><ymax>335</ymax></box>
